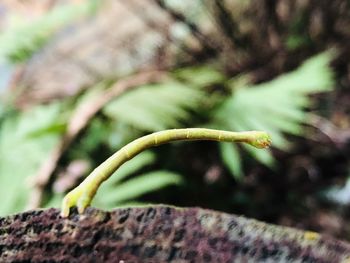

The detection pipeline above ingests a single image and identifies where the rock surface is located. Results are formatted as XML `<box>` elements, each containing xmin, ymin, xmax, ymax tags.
<box><xmin>0</xmin><ymin>206</ymin><xmax>350</xmax><ymax>262</ymax></box>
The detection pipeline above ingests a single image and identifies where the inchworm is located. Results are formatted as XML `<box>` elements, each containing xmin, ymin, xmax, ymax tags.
<box><xmin>61</xmin><ymin>128</ymin><xmax>271</xmax><ymax>217</ymax></box>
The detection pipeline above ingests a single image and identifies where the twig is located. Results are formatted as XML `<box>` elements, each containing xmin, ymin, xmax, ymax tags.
<box><xmin>211</xmin><ymin>0</ymin><xmax>248</xmax><ymax>50</ymax></box>
<box><xmin>152</xmin><ymin>0</ymin><xmax>219</xmax><ymax>55</ymax></box>
<box><xmin>27</xmin><ymin>70</ymin><xmax>167</xmax><ymax>209</ymax></box>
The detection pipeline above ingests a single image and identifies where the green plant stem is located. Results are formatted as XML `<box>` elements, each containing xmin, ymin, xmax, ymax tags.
<box><xmin>61</xmin><ymin>128</ymin><xmax>271</xmax><ymax>217</ymax></box>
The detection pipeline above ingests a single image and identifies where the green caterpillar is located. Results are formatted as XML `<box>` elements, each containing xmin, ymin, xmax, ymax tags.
<box><xmin>61</xmin><ymin>128</ymin><xmax>271</xmax><ymax>217</ymax></box>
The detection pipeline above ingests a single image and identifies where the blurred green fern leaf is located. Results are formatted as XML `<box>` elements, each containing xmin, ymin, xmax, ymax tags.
<box><xmin>219</xmin><ymin>142</ymin><xmax>243</xmax><ymax>181</ymax></box>
<box><xmin>102</xmin><ymin>151</ymin><xmax>156</xmax><ymax>186</ymax></box>
<box><xmin>174</xmin><ymin>66</ymin><xmax>226</xmax><ymax>87</ymax></box>
<box><xmin>213</xmin><ymin>52</ymin><xmax>334</xmax><ymax>174</ymax></box>
<box><xmin>0</xmin><ymin>103</ymin><xmax>61</xmax><ymax>215</ymax></box>
<box><xmin>0</xmin><ymin>0</ymin><xmax>99</xmax><ymax>63</ymax></box>
<box><xmin>103</xmin><ymin>81</ymin><xmax>204</xmax><ymax>131</ymax></box>
<box><xmin>98</xmin><ymin>171</ymin><xmax>183</xmax><ymax>208</ymax></box>
<box><xmin>93</xmin><ymin>150</ymin><xmax>183</xmax><ymax>209</ymax></box>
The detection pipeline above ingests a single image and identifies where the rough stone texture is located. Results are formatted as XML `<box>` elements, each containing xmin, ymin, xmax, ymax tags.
<box><xmin>0</xmin><ymin>206</ymin><xmax>349</xmax><ymax>262</ymax></box>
